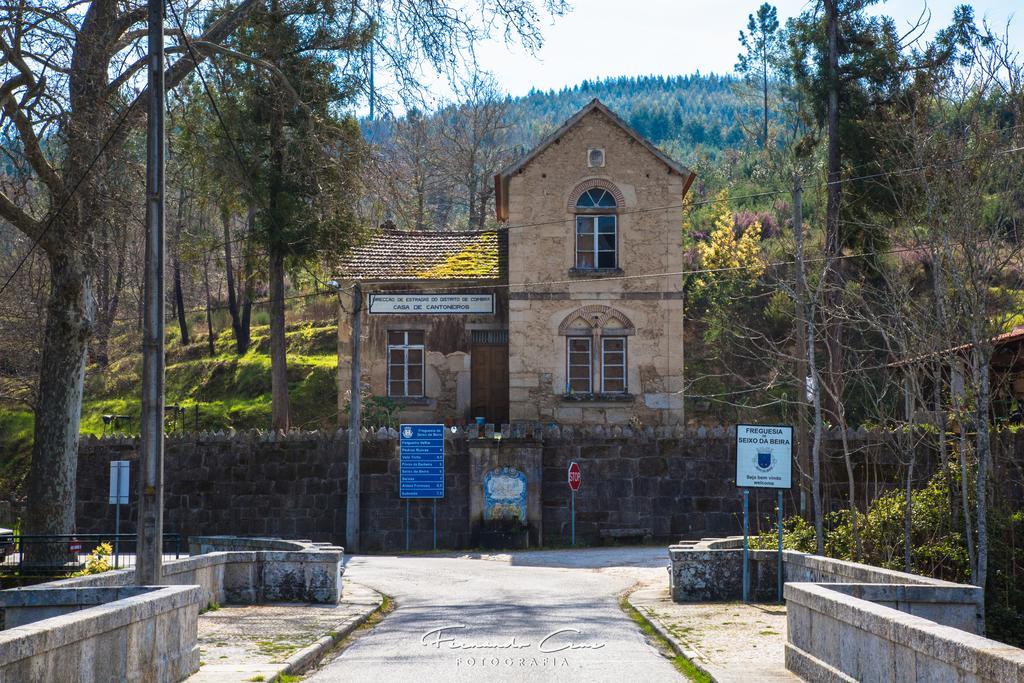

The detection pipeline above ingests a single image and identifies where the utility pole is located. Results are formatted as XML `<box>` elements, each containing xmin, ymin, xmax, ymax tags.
<box><xmin>346</xmin><ymin>283</ymin><xmax>362</xmax><ymax>552</ymax></box>
<box><xmin>137</xmin><ymin>0</ymin><xmax>166</xmax><ymax>585</ymax></box>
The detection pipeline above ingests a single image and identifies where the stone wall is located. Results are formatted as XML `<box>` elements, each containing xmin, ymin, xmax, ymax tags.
<box><xmin>76</xmin><ymin>428</ymin><xmax>809</xmax><ymax>550</ymax></box>
<box><xmin>0</xmin><ymin>584</ymin><xmax>200</xmax><ymax>682</ymax></box>
<box><xmin>665</xmin><ymin>537</ymin><xmax>1023</xmax><ymax>682</ymax></box>
<box><xmin>49</xmin><ymin>539</ymin><xmax>345</xmax><ymax>607</ymax></box>
<box><xmin>668</xmin><ymin>537</ymin><xmax>983</xmax><ymax>634</ymax></box>
<box><xmin>785</xmin><ymin>582</ymin><xmax>1024</xmax><ymax>682</ymax></box>
<box><xmin>76</xmin><ymin>431</ymin><xmax>473</xmax><ymax>552</ymax></box>
<box><xmin>0</xmin><ymin>538</ymin><xmax>344</xmax><ymax>683</ymax></box>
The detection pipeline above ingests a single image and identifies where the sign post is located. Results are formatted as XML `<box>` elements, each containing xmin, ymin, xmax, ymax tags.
<box><xmin>109</xmin><ymin>460</ymin><xmax>130</xmax><ymax>568</ymax></box>
<box><xmin>777</xmin><ymin>489</ymin><xmax>784</xmax><ymax>603</ymax></box>
<box><xmin>400</xmin><ymin>425</ymin><xmax>445</xmax><ymax>551</ymax></box>
<box><xmin>735</xmin><ymin>424</ymin><xmax>793</xmax><ymax>603</ymax></box>
<box><xmin>567</xmin><ymin>461</ymin><xmax>581</xmax><ymax>546</ymax></box>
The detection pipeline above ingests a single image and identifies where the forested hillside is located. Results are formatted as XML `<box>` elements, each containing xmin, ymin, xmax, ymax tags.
<box><xmin>505</xmin><ymin>73</ymin><xmax>756</xmax><ymax>156</ymax></box>
<box><xmin>362</xmin><ymin>72</ymin><xmax>766</xmax><ymax>233</ymax></box>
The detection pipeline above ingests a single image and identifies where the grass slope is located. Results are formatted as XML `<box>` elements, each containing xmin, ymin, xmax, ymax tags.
<box><xmin>0</xmin><ymin>320</ymin><xmax>340</xmax><ymax>495</ymax></box>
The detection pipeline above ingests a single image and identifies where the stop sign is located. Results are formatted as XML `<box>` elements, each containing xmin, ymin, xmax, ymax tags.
<box><xmin>568</xmin><ymin>461</ymin><xmax>581</xmax><ymax>492</ymax></box>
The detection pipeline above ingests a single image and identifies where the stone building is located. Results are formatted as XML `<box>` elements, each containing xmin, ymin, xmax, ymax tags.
<box><xmin>335</xmin><ymin>229</ymin><xmax>509</xmax><ymax>425</ymax></box>
<box><xmin>337</xmin><ymin>99</ymin><xmax>696</xmax><ymax>426</ymax></box>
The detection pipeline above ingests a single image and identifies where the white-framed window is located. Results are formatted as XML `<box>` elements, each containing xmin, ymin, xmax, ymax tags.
<box><xmin>566</xmin><ymin>336</ymin><xmax>628</xmax><ymax>394</ymax></box>
<box><xmin>575</xmin><ymin>216</ymin><xmax>617</xmax><ymax>269</ymax></box>
<box><xmin>566</xmin><ymin>337</ymin><xmax>592</xmax><ymax>393</ymax></box>
<box><xmin>601</xmin><ymin>337</ymin><xmax>627</xmax><ymax>393</ymax></box>
<box><xmin>387</xmin><ymin>330</ymin><xmax>424</xmax><ymax>397</ymax></box>
<box><xmin>575</xmin><ymin>188</ymin><xmax>618</xmax><ymax>269</ymax></box>
<box><xmin>588</xmin><ymin>148</ymin><xmax>605</xmax><ymax>167</ymax></box>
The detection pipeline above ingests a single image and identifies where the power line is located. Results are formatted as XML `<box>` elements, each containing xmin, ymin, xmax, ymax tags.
<box><xmin>384</xmin><ymin>243</ymin><xmax>930</xmax><ymax>294</ymax></box>
<box><xmin>478</xmin><ymin>141</ymin><xmax>1024</xmax><ymax>236</ymax></box>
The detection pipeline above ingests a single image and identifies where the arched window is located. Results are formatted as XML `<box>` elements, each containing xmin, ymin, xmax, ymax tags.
<box><xmin>574</xmin><ymin>187</ymin><xmax>618</xmax><ymax>270</ymax></box>
<box><xmin>559</xmin><ymin>306</ymin><xmax>634</xmax><ymax>394</ymax></box>
<box><xmin>575</xmin><ymin>187</ymin><xmax>617</xmax><ymax>208</ymax></box>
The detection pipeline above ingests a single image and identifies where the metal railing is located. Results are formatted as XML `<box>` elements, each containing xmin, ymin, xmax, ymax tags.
<box><xmin>0</xmin><ymin>534</ymin><xmax>182</xmax><ymax>576</ymax></box>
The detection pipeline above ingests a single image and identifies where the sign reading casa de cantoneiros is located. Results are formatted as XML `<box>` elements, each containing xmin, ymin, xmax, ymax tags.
<box><xmin>735</xmin><ymin>424</ymin><xmax>793</xmax><ymax>489</ymax></box>
<box><xmin>368</xmin><ymin>293</ymin><xmax>494</xmax><ymax>315</ymax></box>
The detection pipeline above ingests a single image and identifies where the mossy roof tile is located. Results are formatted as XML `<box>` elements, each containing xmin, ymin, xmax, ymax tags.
<box><xmin>337</xmin><ymin>229</ymin><xmax>507</xmax><ymax>282</ymax></box>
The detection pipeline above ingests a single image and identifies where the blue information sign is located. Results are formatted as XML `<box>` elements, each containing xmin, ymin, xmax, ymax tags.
<box><xmin>400</xmin><ymin>424</ymin><xmax>445</xmax><ymax>499</ymax></box>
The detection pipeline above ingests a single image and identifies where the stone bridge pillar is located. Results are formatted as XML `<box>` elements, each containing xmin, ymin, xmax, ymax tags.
<box><xmin>468</xmin><ymin>438</ymin><xmax>543</xmax><ymax>546</ymax></box>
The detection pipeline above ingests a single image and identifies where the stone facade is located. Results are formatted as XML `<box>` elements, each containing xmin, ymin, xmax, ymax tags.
<box><xmin>334</xmin><ymin>99</ymin><xmax>696</xmax><ymax>427</ymax></box>
<box><xmin>336</xmin><ymin>281</ymin><xmax>508</xmax><ymax>425</ymax></box>
<box><xmin>499</xmin><ymin>99</ymin><xmax>694</xmax><ymax>426</ymax></box>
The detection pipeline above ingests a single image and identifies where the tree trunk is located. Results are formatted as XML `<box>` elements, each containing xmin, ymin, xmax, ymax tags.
<box><xmin>953</xmin><ymin>365</ymin><xmax>978</xmax><ymax>583</ymax></box>
<box><xmin>467</xmin><ymin>170</ymin><xmax>478</xmax><ymax>228</ymax></box>
<box><xmin>269</xmin><ymin>250</ymin><xmax>290</xmax><ymax>431</ymax></box>
<box><xmin>172</xmin><ymin>259</ymin><xmax>189</xmax><ymax>346</ymax></box>
<box><xmin>902</xmin><ymin>374</ymin><xmax>915</xmax><ymax>573</ymax></box>
<box><xmin>415</xmin><ymin>177</ymin><xmax>426</xmax><ymax>230</ymax></box>
<box><xmin>904</xmin><ymin>459</ymin><xmax>915</xmax><ymax>572</ymax></box>
<box><xmin>23</xmin><ymin>252</ymin><xmax>93</xmax><ymax>564</ymax></box>
<box><xmin>266</xmin><ymin>4</ymin><xmax>289</xmax><ymax>432</ymax></box>
<box><xmin>807</xmin><ymin>293</ymin><xmax>825</xmax><ymax>556</ymax></box>
<box><xmin>240</xmin><ymin>207</ymin><xmax>255</xmax><ymax>346</ymax></box>
<box><xmin>973</xmin><ymin>347</ymin><xmax>990</xmax><ymax>600</ymax></box>
<box><xmin>762</xmin><ymin>54</ymin><xmax>769</xmax><ymax>147</ymax></box>
<box><xmin>837</xmin><ymin>405</ymin><xmax>861</xmax><ymax>561</ymax></box>
<box><xmin>822</xmin><ymin>0</ymin><xmax>844</xmax><ymax>425</ymax></box>
<box><xmin>172</xmin><ymin>191</ymin><xmax>189</xmax><ymax>345</ymax></box>
<box><xmin>203</xmin><ymin>257</ymin><xmax>216</xmax><ymax>357</ymax></box>
<box><xmin>792</xmin><ymin>174</ymin><xmax>811</xmax><ymax>518</ymax></box>
<box><xmin>222</xmin><ymin>210</ymin><xmax>250</xmax><ymax>354</ymax></box>
<box><xmin>92</xmin><ymin>223</ymin><xmax>126</xmax><ymax>367</ymax></box>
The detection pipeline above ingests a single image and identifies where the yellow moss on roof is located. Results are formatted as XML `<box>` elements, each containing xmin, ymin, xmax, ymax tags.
<box><xmin>416</xmin><ymin>232</ymin><xmax>500</xmax><ymax>279</ymax></box>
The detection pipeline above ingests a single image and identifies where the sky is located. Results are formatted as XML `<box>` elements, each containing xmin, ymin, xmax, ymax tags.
<box><xmin>465</xmin><ymin>0</ymin><xmax>1023</xmax><ymax>97</ymax></box>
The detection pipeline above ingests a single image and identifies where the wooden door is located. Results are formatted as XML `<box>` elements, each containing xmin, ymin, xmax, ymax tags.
<box><xmin>471</xmin><ymin>331</ymin><xmax>509</xmax><ymax>424</ymax></box>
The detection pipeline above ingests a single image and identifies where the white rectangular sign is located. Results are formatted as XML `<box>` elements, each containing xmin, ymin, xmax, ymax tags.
<box><xmin>109</xmin><ymin>460</ymin><xmax>130</xmax><ymax>505</ymax></box>
<box><xmin>368</xmin><ymin>293</ymin><xmax>494</xmax><ymax>315</ymax></box>
<box><xmin>735</xmin><ymin>424</ymin><xmax>793</xmax><ymax>489</ymax></box>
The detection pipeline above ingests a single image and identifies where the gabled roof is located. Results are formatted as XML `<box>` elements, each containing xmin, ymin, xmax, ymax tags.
<box><xmin>336</xmin><ymin>229</ymin><xmax>507</xmax><ymax>282</ymax></box>
<box><xmin>502</xmin><ymin>98</ymin><xmax>693</xmax><ymax>179</ymax></box>
<box><xmin>494</xmin><ymin>98</ymin><xmax>696</xmax><ymax>221</ymax></box>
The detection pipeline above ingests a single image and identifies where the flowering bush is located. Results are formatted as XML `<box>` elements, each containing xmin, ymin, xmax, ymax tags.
<box><xmin>72</xmin><ymin>542</ymin><xmax>112</xmax><ymax>576</ymax></box>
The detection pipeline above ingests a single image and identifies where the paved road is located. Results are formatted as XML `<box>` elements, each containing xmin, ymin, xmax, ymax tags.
<box><xmin>306</xmin><ymin>547</ymin><xmax>683</xmax><ymax>682</ymax></box>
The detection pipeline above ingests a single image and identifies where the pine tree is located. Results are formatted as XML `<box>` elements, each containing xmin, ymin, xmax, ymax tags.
<box><xmin>736</xmin><ymin>3</ymin><xmax>783</xmax><ymax>147</ymax></box>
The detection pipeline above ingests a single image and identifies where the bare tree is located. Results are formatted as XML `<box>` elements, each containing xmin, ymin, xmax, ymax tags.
<box><xmin>0</xmin><ymin>0</ymin><xmax>262</xmax><ymax>550</ymax></box>
<box><xmin>1</xmin><ymin>0</ymin><xmax>568</xmax><ymax>540</ymax></box>
<box><xmin>437</xmin><ymin>72</ymin><xmax>514</xmax><ymax>228</ymax></box>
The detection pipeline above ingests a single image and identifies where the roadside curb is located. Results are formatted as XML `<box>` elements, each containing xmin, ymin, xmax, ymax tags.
<box><xmin>277</xmin><ymin>584</ymin><xmax>385</xmax><ymax>680</ymax></box>
<box><xmin>626</xmin><ymin>587</ymin><xmax>718</xmax><ymax>683</ymax></box>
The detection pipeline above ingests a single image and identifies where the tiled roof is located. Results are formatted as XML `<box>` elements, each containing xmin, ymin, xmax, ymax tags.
<box><xmin>337</xmin><ymin>229</ymin><xmax>508</xmax><ymax>281</ymax></box>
